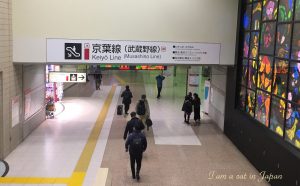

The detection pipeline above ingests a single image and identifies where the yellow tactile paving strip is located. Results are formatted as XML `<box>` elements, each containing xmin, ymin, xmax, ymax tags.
<box><xmin>113</xmin><ymin>74</ymin><xmax>126</xmax><ymax>85</ymax></box>
<box><xmin>0</xmin><ymin>86</ymin><xmax>116</xmax><ymax>186</ymax></box>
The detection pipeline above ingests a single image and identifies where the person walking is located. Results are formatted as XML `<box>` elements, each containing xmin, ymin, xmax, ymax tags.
<box><xmin>94</xmin><ymin>73</ymin><xmax>102</xmax><ymax>90</ymax></box>
<box><xmin>182</xmin><ymin>95</ymin><xmax>193</xmax><ymax>124</ymax></box>
<box><xmin>121</xmin><ymin>85</ymin><xmax>133</xmax><ymax>115</ymax></box>
<box><xmin>193</xmin><ymin>93</ymin><xmax>201</xmax><ymax>125</ymax></box>
<box><xmin>125</xmin><ymin>127</ymin><xmax>147</xmax><ymax>181</ymax></box>
<box><xmin>187</xmin><ymin>92</ymin><xmax>193</xmax><ymax>102</ymax></box>
<box><xmin>123</xmin><ymin>112</ymin><xmax>145</xmax><ymax>140</ymax></box>
<box><xmin>136</xmin><ymin>94</ymin><xmax>150</xmax><ymax>129</ymax></box>
<box><xmin>155</xmin><ymin>73</ymin><xmax>165</xmax><ymax>99</ymax></box>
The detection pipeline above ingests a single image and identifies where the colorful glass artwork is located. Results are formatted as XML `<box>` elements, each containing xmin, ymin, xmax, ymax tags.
<box><xmin>246</xmin><ymin>89</ymin><xmax>256</xmax><ymax>117</ymax></box>
<box><xmin>250</xmin><ymin>32</ymin><xmax>259</xmax><ymax>59</ymax></box>
<box><xmin>241</xmin><ymin>59</ymin><xmax>248</xmax><ymax>85</ymax></box>
<box><xmin>238</xmin><ymin>86</ymin><xmax>247</xmax><ymax>110</ymax></box>
<box><xmin>248</xmin><ymin>60</ymin><xmax>258</xmax><ymax>89</ymax></box>
<box><xmin>243</xmin><ymin>32</ymin><xmax>250</xmax><ymax>58</ymax></box>
<box><xmin>292</xmin><ymin>23</ymin><xmax>300</xmax><ymax>60</ymax></box>
<box><xmin>285</xmin><ymin>102</ymin><xmax>300</xmax><ymax>149</ymax></box>
<box><xmin>252</xmin><ymin>2</ymin><xmax>262</xmax><ymax>30</ymax></box>
<box><xmin>238</xmin><ymin>0</ymin><xmax>300</xmax><ymax>151</ymax></box>
<box><xmin>273</xmin><ymin>59</ymin><xmax>288</xmax><ymax>98</ymax></box>
<box><xmin>260</xmin><ymin>22</ymin><xmax>276</xmax><ymax>55</ymax></box>
<box><xmin>244</xmin><ymin>5</ymin><xmax>252</xmax><ymax>30</ymax></box>
<box><xmin>295</xmin><ymin>0</ymin><xmax>300</xmax><ymax>20</ymax></box>
<box><xmin>276</xmin><ymin>24</ymin><xmax>292</xmax><ymax>58</ymax></box>
<box><xmin>255</xmin><ymin>90</ymin><xmax>271</xmax><ymax>126</ymax></box>
<box><xmin>263</xmin><ymin>0</ymin><xmax>278</xmax><ymax>21</ymax></box>
<box><xmin>278</xmin><ymin>0</ymin><xmax>294</xmax><ymax>22</ymax></box>
<box><xmin>270</xmin><ymin>97</ymin><xmax>285</xmax><ymax>137</ymax></box>
<box><xmin>288</xmin><ymin>62</ymin><xmax>300</xmax><ymax>104</ymax></box>
<box><xmin>258</xmin><ymin>56</ymin><xmax>273</xmax><ymax>92</ymax></box>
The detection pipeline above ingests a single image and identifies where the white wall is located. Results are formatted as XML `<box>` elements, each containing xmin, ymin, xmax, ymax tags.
<box><xmin>12</xmin><ymin>0</ymin><xmax>238</xmax><ymax>65</ymax></box>
<box><xmin>22</xmin><ymin>64</ymin><xmax>46</xmax><ymax>138</ymax></box>
<box><xmin>208</xmin><ymin>66</ymin><xmax>227</xmax><ymax>131</ymax></box>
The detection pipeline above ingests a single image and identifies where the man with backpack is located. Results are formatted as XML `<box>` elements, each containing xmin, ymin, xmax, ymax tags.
<box><xmin>121</xmin><ymin>85</ymin><xmax>133</xmax><ymax>115</ymax></box>
<box><xmin>123</xmin><ymin>112</ymin><xmax>145</xmax><ymax>140</ymax></box>
<box><xmin>125</xmin><ymin>126</ymin><xmax>147</xmax><ymax>181</ymax></box>
<box><xmin>136</xmin><ymin>94</ymin><xmax>150</xmax><ymax>129</ymax></box>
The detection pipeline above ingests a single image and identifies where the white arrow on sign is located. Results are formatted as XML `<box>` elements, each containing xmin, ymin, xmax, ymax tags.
<box><xmin>49</xmin><ymin>72</ymin><xmax>86</xmax><ymax>83</ymax></box>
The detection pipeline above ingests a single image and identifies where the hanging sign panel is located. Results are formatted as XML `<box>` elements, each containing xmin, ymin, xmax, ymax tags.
<box><xmin>49</xmin><ymin>72</ymin><xmax>86</xmax><ymax>83</ymax></box>
<box><xmin>47</xmin><ymin>39</ymin><xmax>221</xmax><ymax>65</ymax></box>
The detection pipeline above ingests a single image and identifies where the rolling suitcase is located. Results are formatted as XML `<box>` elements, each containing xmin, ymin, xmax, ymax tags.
<box><xmin>117</xmin><ymin>105</ymin><xmax>123</xmax><ymax>115</ymax></box>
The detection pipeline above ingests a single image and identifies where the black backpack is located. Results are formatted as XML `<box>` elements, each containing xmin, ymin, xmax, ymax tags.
<box><xmin>123</xmin><ymin>91</ymin><xmax>131</xmax><ymax>100</ymax></box>
<box><xmin>132</xmin><ymin>118</ymin><xmax>145</xmax><ymax>131</ymax></box>
<box><xmin>131</xmin><ymin>135</ymin><xmax>143</xmax><ymax>153</ymax></box>
<box><xmin>137</xmin><ymin>100</ymin><xmax>146</xmax><ymax>115</ymax></box>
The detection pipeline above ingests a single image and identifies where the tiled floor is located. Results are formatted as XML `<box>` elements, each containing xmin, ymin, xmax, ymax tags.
<box><xmin>0</xmin><ymin>70</ymin><xmax>269</xmax><ymax>186</ymax></box>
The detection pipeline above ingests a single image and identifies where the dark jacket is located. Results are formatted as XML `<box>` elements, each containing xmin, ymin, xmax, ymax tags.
<box><xmin>121</xmin><ymin>89</ymin><xmax>133</xmax><ymax>104</ymax></box>
<box><xmin>125</xmin><ymin>130</ymin><xmax>147</xmax><ymax>155</ymax></box>
<box><xmin>187</xmin><ymin>94</ymin><xmax>193</xmax><ymax>102</ymax></box>
<box><xmin>123</xmin><ymin>117</ymin><xmax>145</xmax><ymax>140</ymax></box>
<box><xmin>182</xmin><ymin>100</ymin><xmax>193</xmax><ymax>113</ymax></box>
<box><xmin>94</xmin><ymin>73</ymin><xmax>102</xmax><ymax>81</ymax></box>
<box><xmin>193</xmin><ymin>97</ymin><xmax>201</xmax><ymax>110</ymax></box>
<box><xmin>156</xmin><ymin>75</ymin><xmax>165</xmax><ymax>88</ymax></box>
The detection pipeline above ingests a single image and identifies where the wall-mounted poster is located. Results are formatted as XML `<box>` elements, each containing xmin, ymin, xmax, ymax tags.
<box><xmin>188</xmin><ymin>74</ymin><xmax>199</xmax><ymax>87</ymax></box>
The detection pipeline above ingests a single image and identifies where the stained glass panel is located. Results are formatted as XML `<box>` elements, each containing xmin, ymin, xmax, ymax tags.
<box><xmin>246</xmin><ymin>89</ymin><xmax>256</xmax><ymax>117</ymax></box>
<box><xmin>238</xmin><ymin>86</ymin><xmax>247</xmax><ymax>110</ymax></box>
<box><xmin>238</xmin><ymin>0</ymin><xmax>300</xmax><ymax>151</ymax></box>
<box><xmin>295</xmin><ymin>0</ymin><xmax>300</xmax><ymax>20</ymax></box>
<box><xmin>243</xmin><ymin>32</ymin><xmax>250</xmax><ymax>58</ymax></box>
<box><xmin>278</xmin><ymin>0</ymin><xmax>294</xmax><ymax>22</ymax></box>
<box><xmin>250</xmin><ymin>32</ymin><xmax>259</xmax><ymax>59</ymax></box>
<box><xmin>252</xmin><ymin>2</ymin><xmax>262</xmax><ymax>30</ymax></box>
<box><xmin>291</xmin><ymin>23</ymin><xmax>300</xmax><ymax>60</ymax></box>
<box><xmin>276</xmin><ymin>24</ymin><xmax>292</xmax><ymax>58</ymax></box>
<box><xmin>260</xmin><ymin>22</ymin><xmax>276</xmax><ymax>55</ymax></box>
<box><xmin>257</xmin><ymin>56</ymin><xmax>273</xmax><ymax>92</ymax></box>
<box><xmin>255</xmin><ymin>90</ymin><xmax>271</xmax><ymax>126</ymax></box>
<box><xmin>248</xmin><ymin>60</ymin><xmax>258</xmax><ymax>89</ymax></box>
<box><xmin>270</xmin><ymin>97</ymin><xmax>285</xmax><ymax>137</ymax></box>
<box><xmin>263</xmin><ymin>0</ymin><xmax>278</xmax><ymax>21</ymax></box>
<box><xmin>244</xmin><ymin>5</ymin><xmax>252</xmax><ymax>30</ymax></box>
<box><xmin>241</xmin><ymin>59</ymin><xmax>248</xmax><ymax>85</ymax></box>
<box><xmin>285</xmin><ymin>102</ymin><xmax>300</xmax><ymax>149</ymax></box>
<box><xmin>273</xmin><ymin>59</ymin><xmax>288</xmax><ymax>98</ymax></box>
<box><xmin>288</xmin><ymin>62</ymin><xmax>300</xmax><ymax>104</ymax></box>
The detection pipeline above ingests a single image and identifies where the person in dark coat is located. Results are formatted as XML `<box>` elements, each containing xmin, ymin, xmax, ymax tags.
<box><xmin>155</xmin><ymin>73</ymin><xmax>165</xmax><ymax>99</ymax></box>
<box><xmin>124</xmin><ymin>112</ymin><xmax>145</xmax><ymax>140</ymax></box>
<box><xmin>121</xmin><ymin>85</ymin><xmax>133</xmax><ymax>115</ymax></box>
<box><xmin>136</xmin><ymin>94</ymin><xmax>150</xmax><ymax>128</ymax></box>
<box><xmin>182</xmin><ymin>95</ymin><xmax>193</xmax><ymax>124</ymax></box>
<box><xmin>187</xmin><ymin>92</ymin><xmax>193</xmax><ymax>102</ymax></box>
<box><xmin>193</xmin><ymin>93</ymin><xmax>201</xmax><ymax>125</ymax></box>
<box><xmin>125</xmin><ymin>127</ymin><xmax>147</xmax><ymax>181</ymax></box>
<box><xmin>94</xmin><ymin>73</ymin><xmax>102</xmax><ymax>90</ymax></box>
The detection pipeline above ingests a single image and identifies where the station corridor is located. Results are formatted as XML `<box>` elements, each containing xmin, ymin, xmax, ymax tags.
<box><xmin>0</xmin><ymin>71</ymin><xmax>269</xmax><ymax>186</ymax></box>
